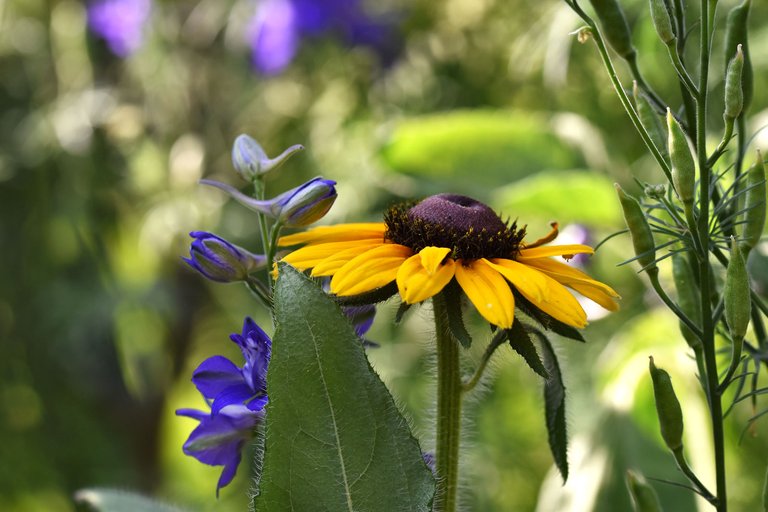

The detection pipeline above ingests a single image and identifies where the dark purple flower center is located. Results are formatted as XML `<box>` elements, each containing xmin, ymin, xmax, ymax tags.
<box><xmin>384</xmin><ymin>194</ymin><xmax>526</xmax><ymax>260</ymax></box>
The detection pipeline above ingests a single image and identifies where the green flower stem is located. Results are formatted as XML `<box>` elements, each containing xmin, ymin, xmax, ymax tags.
<box><xmin>666</xmin><ymin>43</ymin><xmax>700</xmax><ymax>98</ymax></box>
<box><xmin>672</xmin><ymin>448</ymin><xmax>718</xmax><ymax>504</ymax></box>
<box><xmin>648</xmin><ymin>269</ymin><xmax>704</xmax><ymax>339</ymax></box>
<box><xmin>696</xmin><ymin>0</ymin><xmax>728</xmax><ymax>507</ymax></box>
<box><xmin>462</xmin><ymin>329</ymin><xmax>507</xmax><ymax>394</ymax></box>
<box><xmin>433</xmin><ymin>293</ymin><xmax>463</xmax><ymax>512</ymax></box>
<box><xmin>707</xmin><ymin>117</ymin><xmax>735</xmax><ymax>167</ymax></box>
<box><xmin>567</xmin><ymin>1</ymin><xmax>673</xmax><ymax>183</ymax></box>
<box><xmin>253</xmin><ymin>179</ymin><xmax>274</xmax><ymax>290</ymax></box>
<box><xmin>245</xmin><ymin>277</ymin><xmax>272</xmax><ymax>308</ymax></box>
<box><xmin>719</xmin><ymin>334</ymin><xmax>745</xmax><ymax>393</ymax></box>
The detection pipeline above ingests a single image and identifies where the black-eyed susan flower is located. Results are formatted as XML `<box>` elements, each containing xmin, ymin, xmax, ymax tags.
<box><xmin>277</xmin><ymin>194</ymin><xmax>619</xmax><ymax>329</ymax></box>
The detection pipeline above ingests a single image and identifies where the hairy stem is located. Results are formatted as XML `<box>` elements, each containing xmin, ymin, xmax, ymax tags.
<box><xmin>433</xmin><ymin>293</ymin><xmax>463</xmax><ymax>512</ymax></box>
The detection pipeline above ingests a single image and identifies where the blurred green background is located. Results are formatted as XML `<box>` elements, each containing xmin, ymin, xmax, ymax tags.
<box><xmin>2</xmin><ymin>0</ymin><xmax>768</xmax><ymax>510</ymax></box>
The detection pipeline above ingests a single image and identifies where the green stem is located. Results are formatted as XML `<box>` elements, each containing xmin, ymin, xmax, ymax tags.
<box><xmin>673</xmin><ymin>449</ymin><xmax>718</xmax><ymax>504</ymax></box>
<box><xmin>462</xmin><ymin>330</ymin><xmax>507</xmax><ymax>394</ymax></box>
<box><xmin>253</xmin><ymin>180</ymin><xmax>274</xmax><ymax>290</ymax></box>
<box><xmin>707</xmin><ymin>117</ymin><xmax>735</xmax><ymax>167</ymax></box>
<box><xmin>648</xmin><ymin>269</ymin><xmax>704</xmax><ymax>338</ymax></box>
<box><xmin>696</xmin><ymin>1</ymin><xmax>728</xmax><ymax>508</ymax></box>
<box><xmin>433</xmin><ymin>293</ymin><xmax>463</xmax><ymax>512</ymax></box>
<box><xmin>666</xmin><ymin>43</ymin><xmax>700</xmax><ymax>98</ymax></box>
<box><xmin>568</xmin><ymin>3</ymin><xmax>673</xmax><ymax>182</ymax></box>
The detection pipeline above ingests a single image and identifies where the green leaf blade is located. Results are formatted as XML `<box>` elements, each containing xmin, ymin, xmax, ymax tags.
<box><xmin>533</xmin><ymin>330</ymin><xmax>569</xmax><ymax>481</ymax></box>
<box><xmin>255</xmin><ymin>265</ymin><xmax>435</xmax><ymax>512</ymax></box>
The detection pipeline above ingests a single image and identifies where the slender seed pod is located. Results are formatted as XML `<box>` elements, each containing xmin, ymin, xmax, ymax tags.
<box><xmin>626</xmin><ymin>470</ymin><xmax>663</xmax><ymax>512</ymax></box>
<box><xmin>649</xmin><ymin>0</ymin><xmax>675</xmax><ymax>45</ymax></box>
<box><xmin>724</xmin><ymin>45</ymin><xmax>745</xmax><ymax>120</ymax></box>
<box><xmin>671</xmin><ymin>253</ymin><xmax>702</xmax><ymax>350</ymax></box>
<box><xmin>616</xmin><ymin>184</ymin><xmax>657</xmax><ymax>273</ymax></box>
<box><xmin>667</xmin><ymin>109</ymin><xmax>696</xmax><ymax>206</ymax></box>
<box><xmin>588</xmin><ymin>0</ymin><xmax>636</xmax><ymax>59</ymax></box>
<box><xmin>724</xmin><ymin>0</ymin><xmax>753</xmax><ymax>112</ymax></box>
<box><xmin>649</xmin><ymin>356</ymin><xmax>684</xmax><ymax>453</ymax></box>
<box><xmin>742</xmin><ymin>151</ymin><xmax>766</xmax><ymax>252</ymax></box>
<box><xmin>634</xmin><ymin>82</ymin><xmax>668</xmax><ymax>161</ymax></box>
<box><xmin>725</xmin><ymin>237</ymin><xmax>751</xmax><ymax>341</ymax></box>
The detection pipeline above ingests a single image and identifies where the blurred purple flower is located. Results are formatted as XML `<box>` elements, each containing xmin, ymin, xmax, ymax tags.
<box><xmin>87</xmin><ymin>0</ymin><xmax>151</xmax><ymax>57</ymax></box>
<box><xmin>177</xmin><ymin>317</ymin><xmax>271</xmax><ymax>495</ymax></box>
<box><xmin>247</xmin><ymin>0</ymin><xmax>399</xmax><ymax>75</ymax></box>
<box><xmin>558</xmin><ymin>224</ymin><xmax>592</xmax><ymax>267</ymax></box>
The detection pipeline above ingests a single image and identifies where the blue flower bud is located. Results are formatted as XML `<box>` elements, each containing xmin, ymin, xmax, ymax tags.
<box><xmin>183</xmin><ymin>232</ymin><xmax>266</xmax><ymax>283</ymax></box>
<box><xmin>201</xmin><ymin>177</ymin><xmax>337</xmax><ymax>228</ymax></box>
<box><xmin>231</xmin><ymin>134</ymin><xmax>304</xmax><ymax>181</ymax></box>
<box><xmin>273</xmin><ymin>177</ymin><xmax>337</xmax><ymax>227</ymax></box>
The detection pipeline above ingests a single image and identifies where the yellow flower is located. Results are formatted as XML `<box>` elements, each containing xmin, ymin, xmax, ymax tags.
<box><xmin>278</xmin><ymin>194</ymin><xmax>619</xmax><ymax>329</ymax></box>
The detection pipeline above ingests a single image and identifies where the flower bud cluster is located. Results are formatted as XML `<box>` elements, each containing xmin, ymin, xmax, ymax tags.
<box><xmin>185</xmin><ymin>134</ymin><xmax>338</xmax><ymax>284</ymax></box>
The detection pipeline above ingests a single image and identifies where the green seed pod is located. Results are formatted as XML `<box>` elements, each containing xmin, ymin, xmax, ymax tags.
<box><xmin>589</xmin><ymin>0</ymin><xmax>636</xmax><ymax>59</ymax></box>
<box><xmin>616</xmin><ymin>184</ymin><xmax>657</xmax><ymax>272</ymax></box>
<box><xmin>724</xmin><ymin>0</ymin><xmax>753</xmax><ymax>112</ymax></box>
<box><xmin>742</xmin><ymin>150</ymin><xmax>766</xmax><ymax>252</ymax></box>
<box><xmin>667</xmin><ymin>109</ymin><xmax>696</xmax><ymax>206</ymax></box>
<box><xmin>725</xmin><ymin>237</ymin><xmax>751</xmax><ymax>341</ymax></box>
<box><xmin>649</xmin><ymin>356</ymin><xmax>684</xmax><ymax>452</ymax></box>
<box><xmin>724</xmin><ymin>45</ymin><xmax>745</xmax><ymax>120</ymax></box>
<box><xmin>634</xmin><ymin>83</ymin><xmax>668</xmax><ymax>161</ymax></box>
<box><xmin>649</xmin><ymin>0</ymin><xmax>675</xmax><ymax>45</ymax></box>
<box><xmin>671</xmin><ymin>253</ymin><xmax>702</xmax><ymax>350</ymax></box>
<box><xmin>626</xmin><ymin>470</ymin><xmax>663</xmax><ymax>512</ymax></box>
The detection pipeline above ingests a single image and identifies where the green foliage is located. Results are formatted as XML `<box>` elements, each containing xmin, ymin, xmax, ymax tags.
<box><xmin>493</xmin><ymin>170</ymin><xmax>621</xmax><ymax>227</ymax></box>
<box><xmin>255</xmin><ymin>265</ymin><xmax>434</xmax><ymax>511</ymax></box>
<box><xmin>381</xmin><ymin>111</ymin><xmax>583</xmax><ymax>193</ymax></box>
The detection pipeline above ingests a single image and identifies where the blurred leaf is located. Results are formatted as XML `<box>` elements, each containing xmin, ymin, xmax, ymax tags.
<box><xmin>380</xmin><ymin>110</ymin><xmax>583</xmax><ymax>191</ymax></box>
<box><xmin>74</xmin><ymin>488</ymin><xmax>187</xmax><ymax>512</ymax></box>
<box><xmin>255</xmin><ymin>265</ymin><xmax>435</xmax><ymax>511</ymax></box>
<box><xmin>492</xmin><ymin>169</ymin><xmax>621</xmax><ymax>227</ymax></box>
<box><xmin>445</xmin><ymin>281</ymin><xmax>472</xmax><ymax>348</ymax></box>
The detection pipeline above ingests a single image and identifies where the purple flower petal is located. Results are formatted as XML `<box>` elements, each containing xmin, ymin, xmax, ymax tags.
<box><xmin>211</xmin><ymin>384</ymin><xmax>258</xmax><ymax>416</ymax></box>
<box><xmin>192</xmin><ymin>355</ymin><xmax>245</xmax><ymax>399</ymax></box>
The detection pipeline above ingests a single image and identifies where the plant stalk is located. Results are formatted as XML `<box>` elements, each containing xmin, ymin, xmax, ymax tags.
<box><xmin>696</xmin><ymin>0</ymin><xmax>727</xmax><ymax>508</ymax></box>
<box><xmin>433</xmin><ymin>293</ymin><xmax>463</xmax><ymax>512</ymax></box>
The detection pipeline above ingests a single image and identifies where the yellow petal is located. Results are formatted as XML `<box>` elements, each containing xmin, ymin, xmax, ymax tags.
<box><xmin>278</xmin><ymin>223</ymin><xmax>386</xmax><ymax>246</ymax></box>
<box><xmin>454</xmin><ymin>260</ymin><xmax>515</xmax><ymax>329</ymax></box>
<box><xmin>518</xmin><ymin>244</ymin><xmax>595</xmax><ymax>259</ymax></box>
<box><xmin>486</xmin><ymin>258</ymin><xmax>587</xmax><ymax>327</ymax></box>
<box><xmin>396</xmin><ymin>248</ymin><xmax>455</xmax><ymax>304</ymax></box>
<box><xmin>486</xmin><ymin>258</ymin><xmax>551</xmax><ymax>302</ymax></box>
<box><xmin>281</xmin><ymin>240</ymin><xmax>383</xmax><ymax>270</ymax></box>
<box><xmin>331</xmin><ymin>244</ymin><xmax>412</xmax><ymax>296</ymax></box>
<box><xmin>311</xmin><ymin>242</ymin><xmax>386</xmax><ymax>276</ymax></box>
<box><xmin>522</xmin><ymin>258</ymin><xmax>620</xmax><ymax>311</ymax></box>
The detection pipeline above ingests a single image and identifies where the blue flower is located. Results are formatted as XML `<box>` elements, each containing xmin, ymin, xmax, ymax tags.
<box><xmin>192</xmin><ymin>317</ymin><xmax>271</xmax><ymax>414</ymax></box>
<box><xmin>246</xmin><ymin>0</ymin><xmax>399</xmax><ymax>75</ymax></box>
<box><xmin>176</xmin><ymin>404</ymin><xmax>262</xmax><ymax>496</ymax></box>
<box><xmin>87</xmin><ymin>0</ymin><xmax>151</xmax><ymax>57</ymax></box>
<box><xmin>183</xmin><ymin>232</ymin><xmax>266</xmax><ymax>283</ymax></box>
<box><xmin>176</xmin><ymin>318</ymin><xmax>271</xmax><ymax>495</ymax></box>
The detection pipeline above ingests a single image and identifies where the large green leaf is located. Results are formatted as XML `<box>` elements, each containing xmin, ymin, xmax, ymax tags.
<box><xmin>254</xmin><ymin>265</ymin><xmax>435</xmax><ymax>511</ymax></box>
<box><xmin>492</xmin><ymin>169</ymin><xmax>621</xmax><ymax>227</ymax></box>
<box><xmin>74</xmin><ymin>488</ymin><xmax>188</xmax><ymax>512</ymax></box>
<box><xmin>380</xmin><ymin>110</ymin><xmax>583</xmax><ymax>192</ymax></box>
